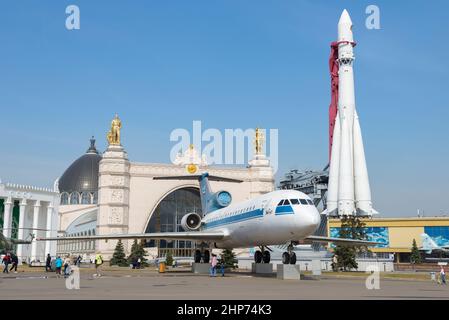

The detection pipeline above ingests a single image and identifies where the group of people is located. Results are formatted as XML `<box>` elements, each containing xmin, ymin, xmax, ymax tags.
<box><xmin>54</xmin><ymin>256</ymin><xmax>72</xmax><ymax>278</ymax></box>
<box><xmin>209</xmin><ymin>254</ymin><xmax>225</xmax><ymax>277</ymax></box>
<box><xmin>45</xmin><ymin>253</ymin><xmax>104</xmax><ymax>278</ymax></box>
<box><xmin>2</xmin><ymin>253</ymin><xmax>19</xmax><ymax>274</ymax></box>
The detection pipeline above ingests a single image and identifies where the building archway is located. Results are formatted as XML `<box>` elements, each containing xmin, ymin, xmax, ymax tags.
<box><xmin>145</xmin><ymin>187</ymin><xmax>202</xmax><ymax>258</ymax></box>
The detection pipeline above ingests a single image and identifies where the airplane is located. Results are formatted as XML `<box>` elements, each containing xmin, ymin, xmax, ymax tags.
<box><xmin>36</xmin><ymin>173</ymin><xmax>377</xmax><ymax>265</ymax></box>
<box><xmin>0</xmin><ymin>231</ymin><xmax>35</xmax><ymax>253</ymax></box>
<box><xmin>0</xmin><ymin>227</ymin><xmax>52</xmax><ymax>253</ymax></box>
<box><xmin>421</xmin><ymin>233</ymin><xmax>449</xmax><ymax>255</ymax></box>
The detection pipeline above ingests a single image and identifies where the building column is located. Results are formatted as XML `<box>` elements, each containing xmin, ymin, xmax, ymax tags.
<box><xmin>45</xmin><ymin>204</ymin><xmax>54</xmax><ymax>257</ymax></box>
<box><xmin>2</xmin><ymin>197</ymin><xmax>13</xmax><ymax>238</ymax></box>
<box><xmin>16</xmin><ymin>199</ymin><xmax>27</xmax><ymax>260</ymax></box>
<box><xmin>31</xmin><ymin>201</ymin><xmax>41</xmax><ymax>262</ymax></box>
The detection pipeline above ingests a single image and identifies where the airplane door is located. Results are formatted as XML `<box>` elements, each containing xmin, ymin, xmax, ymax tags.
<box><xmin>263</xmin><ymin>199</ymin><xmax>273</xmax><ymax>215</ymax></box>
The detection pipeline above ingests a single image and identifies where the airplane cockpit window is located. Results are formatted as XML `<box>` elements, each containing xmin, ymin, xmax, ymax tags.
<box><xmin>299</xmin><ymin>199</ymin><xmax>308</xmax><ymax>205</ymax></box>
<box><xmin>278</xmin><ymin>200</ymin><xmax>284</xmax><ymax>206</ymax></box>
<box><xmin>306</xmin><ymin>199</ymin><xmax>314</xmax><ymax>205</ymax></box>
<box><xmin>283</xmin><ymin>199</ymin><xmax>291</xmax><ymax>205</ymax></box>
<box><xmin>290</xmin><ymin>199</ymin><xmax>300</xmax><ymax>205</ymax></box>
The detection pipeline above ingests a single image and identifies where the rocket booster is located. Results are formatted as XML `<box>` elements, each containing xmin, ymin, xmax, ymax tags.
<box><xmin>327</xmin><ymin>10</ymin><xmax>376</xmax><ymax>216</ymax></box>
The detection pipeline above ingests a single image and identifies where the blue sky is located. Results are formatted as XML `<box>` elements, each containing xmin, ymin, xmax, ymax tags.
<box><xmin>1</xmin><ymin>0</ymin><xmax>448</xmax><ymax>217</ymax></box>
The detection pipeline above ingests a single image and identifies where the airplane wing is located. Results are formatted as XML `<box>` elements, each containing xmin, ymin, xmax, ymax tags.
<box><xmin>9</xmin><ymin>239</ymin><xmax>33</xmax><ymax>245</ymax></box>
<box><xmin>304</xmin><ymin>235</ymin><xmax>380</xmax><ymax>246</ymax></box>
<box><xmin>36</xmin><ymin>231</ymin><xmax>226</xmax><ymax>242</ymax></box>
<box><xmin>0</xmin><ymin>233</ymin><xmax>33</xmax><ymax>245</ymax></box>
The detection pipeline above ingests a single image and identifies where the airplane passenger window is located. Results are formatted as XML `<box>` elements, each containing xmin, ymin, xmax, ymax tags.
<box><xmin>299</xmin><ymin>199</ymin><xmax>308</xmax><ymax>205</ymax></box>
<box><xmin>290</xmin><ymin>199</ymin><xmax>299</xmax><ymax>205</ymax></box>
<box><xmin>307</xmin><ymin>199</ymin><xmax>314</xmax><ymax>205</ymax></box>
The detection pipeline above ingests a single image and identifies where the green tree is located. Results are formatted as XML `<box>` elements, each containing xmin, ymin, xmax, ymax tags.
<box><xmin>410</xmin><ymin>238</ymin><xmax>422</xmax><ymax>265</ymax></box>
<box><xmin>127</xmin><ymin>239</ymin><xmax>148</xmax><ymax>267</ymax></box>
<box><xmin>165</xmin><ymin>251</ymin><xmax>174</xmax><ymax>267</ymax></box>
<box><xmin>332</xmin><ymin>216</ymin><xmax>369</xmax><ymax>272</ymax></box>
<box><xmin>222</xmin><ymin>249</ymin><xmax>238</xmax><ymax>269</ymax></box>
<box><xmin>110</xmin><ymin>240</ymin><xmax>128</xmax><ymax>267</ymax></box>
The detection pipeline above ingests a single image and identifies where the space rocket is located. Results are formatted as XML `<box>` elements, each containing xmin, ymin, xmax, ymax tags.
<box><xmin>326</xmin><ymin>10</ymin><xmax>377</xmax><ymax>217</ymax></box>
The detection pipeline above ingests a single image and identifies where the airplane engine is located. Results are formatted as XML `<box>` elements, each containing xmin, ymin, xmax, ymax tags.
<box><xmin>212</xmin><ymin>191</ymin><xmax>232</xmax><ymax>209</ymax></box>
<box><xmin>181</xmin><ymin>213</ymin><xmax>202</xmax><ymax>231</ymax></box>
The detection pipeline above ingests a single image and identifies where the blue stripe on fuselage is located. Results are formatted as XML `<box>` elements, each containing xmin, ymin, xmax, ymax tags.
<box><xmin>275</xmin><ymin>205</ymin><xmax>294</xmax><ymax>215</ymax></box>
<box><xmin>204</xmin><ymin>208</ymin><xmax>264</xmax><ymax>229</ymax></box>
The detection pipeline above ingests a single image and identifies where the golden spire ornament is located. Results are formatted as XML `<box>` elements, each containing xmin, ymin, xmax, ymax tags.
<box><xmin>107</xmin><ymin>114</ymin><xmax>122</xmax><ymax>146</ymax></box>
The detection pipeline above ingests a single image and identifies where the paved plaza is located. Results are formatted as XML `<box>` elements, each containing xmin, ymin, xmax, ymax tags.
<box><xmin>0</xmin><ymin>268</ymin><xmax>448</xmax><ymax>300</ymax></box>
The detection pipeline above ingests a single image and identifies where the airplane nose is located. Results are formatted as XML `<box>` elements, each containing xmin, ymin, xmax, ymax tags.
<box><xmin>303</xmin><ymin>209</ymin><xmax>321</xmax><ymax>234</ymax></box>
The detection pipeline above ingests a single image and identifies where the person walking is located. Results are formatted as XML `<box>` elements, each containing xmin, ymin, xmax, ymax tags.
<box><xmin>45</xmin><ymin>254</ymin><xmax>52</xmax><ymax>272</ymax></box>
<box><xmin>55</xmin><ymin>256</ymin><xmax>63</xmax><ymax>278</ymax></box>
<box><xmin>131</xmin><ymin>256</ymin><xmax>137</xmax><ymax>269</ymax></box>
<box><xmin>94</xmin><ymin>253</ymin><xmax>104</xmax><ymax>277</ymax></box>
<box><xmin>219</xmin><ymin>255</ymin><xmax>225</xmax><ymax>277</ymax></box>
<box><xmin>210</xmin><ymin>254</ymin><xmax>218</xmax><ymax>277</ymax></box>
<box><xmin>76</xmin><ymin>255</ymin><xmax>82</xmax><ymax>267</ymax></box>
<box><xmin>63</xmin><ymin>256</ymin><xmax>72</xmax><ymax>278</ymax></box>
<box><xmin>9</xmin><ymin>254</ymin><xmax>18</xmax><ymax>273</ymax></box>
<box><xmin>2</xmin><ymin>253</ymin><xmax>11</xmax><ymax>274</ymax></box>
<box><xmin>63</xmin><ymin>256</ymin><xmax>70</xmax><ymax>277</ymax></box>
<box><xmin>440</xmin><ymin>266</ymin><xmax>446</xmax><ymax>285</ymax></box>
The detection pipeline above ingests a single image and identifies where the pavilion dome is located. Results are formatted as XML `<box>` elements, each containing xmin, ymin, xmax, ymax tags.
<box><xmin>58</xmin><ymin>138</ymin><xmax>102</xmax><ymax>205</ymax></box>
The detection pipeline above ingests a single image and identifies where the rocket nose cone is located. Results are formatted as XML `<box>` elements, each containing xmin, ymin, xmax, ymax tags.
<box><xmin>338</xmin><ymin>9</ymin><xmax>353</xmax><ymax>26</ymax></box>
<box><xmin>338</xmin><ymin>9</ymin><xmax>354</xmax><ymax>42</ymax></box>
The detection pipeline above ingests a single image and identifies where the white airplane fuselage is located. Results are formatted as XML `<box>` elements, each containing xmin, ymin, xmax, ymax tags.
<box><xmin>201</xmin><ymin>190</ymin><xmax>321</xmax><ymax>249</ymax></box>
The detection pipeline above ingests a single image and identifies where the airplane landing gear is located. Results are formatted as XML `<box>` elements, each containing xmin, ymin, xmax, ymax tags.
<box><xmin>254</xmin><ymin>246</ymin><xmax>271</xmax><ymax>264</ymax></box>
<box><xmin>263</xmin><ymin>251</ymin><xmax>271</xmax><ymax>264</ymax></box>
<box><xmin>203</xmin><ymin>250</ymin><xmax>210</xmax><ymax>264</ymax></box>
<box><xmin>282</xmin><ymin>252</ymin><xmax>290</xmax><ymax>264</ymax></box>
<box><xmin>254</xmin><ymin>251</ymin><xmax>263</xmax><ymax>264</ymax></box>
<box><xmin>194</xmin><ymin>244</ymin><xmax>211</xmax><ymax>263</ymax></box>
<box><xmin>282</xmin><ymin>244</ymin><xmax>297</xmax><ymax>265</ymax></box>
<box><xmin>194</xmin><ymin>250</ymin><xmax>201</xmax><ymax>263</ymax></box>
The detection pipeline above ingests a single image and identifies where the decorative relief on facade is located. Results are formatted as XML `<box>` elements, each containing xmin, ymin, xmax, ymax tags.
<box><xmin>111</xmin><ymin>190</ymin><xmax>124</xmax><ymax>203</ymax></box>
<box><xmin>100</xmin><ymin>163</ymin><xmax>129</xmax><ymax>173</ymax></box>
<box><xmin>101</xmin><ymin>176</ymin><xmax>126</xmax><ymax>187</ymax></box>
<box><xmin>129</xmin><ymin>164</ymin><xmax>252</xmax><ymax>181</ymax></box>
<box><xmin>108</xmin><ymin>207</ymin><xmax>123</xmax><ymax>225</ymax></box>
<box><xmin>172</xmin><ymin>144</ymin><xmax>208</xmax><ymax>167</ymax></box>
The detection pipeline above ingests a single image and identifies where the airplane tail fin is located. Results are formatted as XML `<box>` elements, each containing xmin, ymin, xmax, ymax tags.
<box><xmin>421</xmin><ymin>233</ymin><xmax>439</xmax><ymax>254</ymax></box>
<box><xmin>153</xmin><ymin>173</ymin><xmax>242</xmax><ymax>215</ymax></box>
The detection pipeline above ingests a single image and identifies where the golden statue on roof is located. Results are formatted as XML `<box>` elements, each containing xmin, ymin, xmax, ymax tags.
<box><xmin>107</xmin><ymin>114</ymin><xmax>122</xmax><ymax>146</ymax></box>
<box><xmin>255</xmin><ymin>127</ymin><xmax>264</xmax><ymax>155</ymax></box>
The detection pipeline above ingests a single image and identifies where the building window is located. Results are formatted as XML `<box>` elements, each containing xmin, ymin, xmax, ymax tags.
<box><xmin>145</xmin><ymin>187</ymin><xmax>201</xmax><ymax>257</ymax></box>
<box><xmin>81</xmin><ymin>192</ymin><xmax>91</xmax><ymax>204</ymax></box>
<box><xmin>92</xmin><ymin>192</ymin><xmax>98</xmax><ymax>204</ymax></box>
<box><xmin>70</xmin><ymin>192</ymin><xmax>80</xmax><ymax>205</ymax></box>
<box><xmin>61</xmin><ymin>193</ymin><xmax>69</xmax><ymax>205</ymax></box>
<box><xmin>88</xmin><ymin>230</ymin><xmax>92</xmax><ymax>250</ymax></box>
